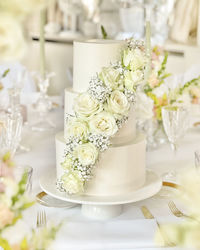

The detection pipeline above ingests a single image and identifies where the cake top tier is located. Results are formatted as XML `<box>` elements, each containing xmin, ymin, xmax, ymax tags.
<box><xmin>73</xmin><ymin>39</ymin><xmax>125</xmax><ymax>93</ymax></box>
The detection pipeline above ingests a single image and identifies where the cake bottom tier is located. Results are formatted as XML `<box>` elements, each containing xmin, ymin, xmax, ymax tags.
<box><xmin>55</xmin><ymin>132</ymin><xmax>146</xmax><ymax>196</ymax></box>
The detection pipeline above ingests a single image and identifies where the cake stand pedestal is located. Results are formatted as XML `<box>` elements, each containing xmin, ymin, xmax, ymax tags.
<box><xmin>40</xmin><ymin>170</ymin><xmax>162</xmax><ymax>220</ymax></box>
<box><xmin>81</xmin><ymin>204</ymin><xmax>123</xmax><ymax>220</ymax></box>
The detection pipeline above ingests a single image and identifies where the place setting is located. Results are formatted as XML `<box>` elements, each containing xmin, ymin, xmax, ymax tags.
<box><xmin>1</xmin><ymin>0</ymin><xmax>200</xmax><ymax>249</ymax></box>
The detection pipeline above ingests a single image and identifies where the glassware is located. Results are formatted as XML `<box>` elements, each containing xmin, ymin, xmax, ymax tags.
<box><xmin>195</xmin><ymin>150</ymin><xmax>200</xmax><ymax>173</ymax></box>
<box><xmin>32</xmin><ymin>72</ymin><xmax>55</xmax><ymax>132</ymax></box>
<box><xmin>137</xmin><ymin>118</ymin><xmax>167</xmax><ymax>150</ymax></box>
<box><xmin>1</xmin><ymin>112</ymin><xmax>23</xmax><ymax>157</ymax></box>
<box><xmin>161</xmin><ymin>105</ymin><xmax>189</xmax><ymax>180</ymax></box>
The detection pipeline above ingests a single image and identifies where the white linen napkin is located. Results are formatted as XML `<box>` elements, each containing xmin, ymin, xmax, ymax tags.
<box><xmin>51</xmin><ymin>219</ymin><xmax>157</xmax><ymax>250</ymax></box>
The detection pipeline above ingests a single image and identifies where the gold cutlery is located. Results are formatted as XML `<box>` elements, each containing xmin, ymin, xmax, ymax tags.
<box><xmin>36</xmin><ymin>210</ymin><xmax>47</xmax><ymax>228</ymax></box>
<box><xmin>141</xmin><ymin>206</ymin><xmax>176</xmax><ymax>247</ymax></box>
<box><xmin>162</xmin><ymin>181</ymin><xmax>179</xmax><ymax>189</ymax></box>
<box><xmin>168</xmin><ymin>201</ymin><xmax>196</xmax><ymax>221</ymax></box>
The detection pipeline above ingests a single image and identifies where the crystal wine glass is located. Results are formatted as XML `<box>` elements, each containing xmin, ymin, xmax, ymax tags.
<box><xmin>161</xmin><ymin>105</ymin><xmax>189</xmax><ymax>180</ymax></box>
<box><xmin>31</xmin><ymin>72</ymin><xmax>56</xmax><ymax>132</ymax></box>
<box><xmin>0</xmin><ymin>112</ymin><xmax>23</xmax><ymax>157</ymax></box>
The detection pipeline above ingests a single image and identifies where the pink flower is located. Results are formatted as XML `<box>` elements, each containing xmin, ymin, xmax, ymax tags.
<box><xmin>0</xmin><ymin>182</ymin><xmax>5</xmax><ymax>192</ymax></box>
<box><xmin>0</xmin><ymin>162</ymin><xmax>14</xmax><ymax>178</ymax></box>
<box><xmin>148</xmin><ymin>73</ymin><xmax>160</xmax><ymax>88</ymax></box>
<box><xmin>0</xmin><ymin>204</ymin><xmax>14</xmax><ymax>229</ymax></box>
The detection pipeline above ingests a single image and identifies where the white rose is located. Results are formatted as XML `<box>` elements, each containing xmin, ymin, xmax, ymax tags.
<box><xmin>89</xmin><ymin>111</ymin><xmax>118</xmax><ymax>136</ymax></box>
<box><xmin>123</xmin><ymin>48</ymin><xmax>146</xmax><ymax>71</ymax></box>
<box><xmin>61</xmin><ymin>156</ymin><xmax>73</xmax><ymax>171</ymax></box>
<box><xmin>74</xmin><ymin>93</ymin><xmax>103</xmax><ymax>120</ymax></box>
<box><xmin>66</xmin><ymin>118</ymin><xmax>89</xmax><ymax>138</ymax></box>
<box><xmin>74</xmin><ymin>143</ymin><xmax>98</xmax><ymax>166</ymax></box>
<box><xmin>124</xmin><ymin>70</ymin><xmax>144</xmax><ymax>91</ymax></box>
<box><xmin>99</xmin><ymin>66</ymin><xmax>123</xmax><ymax>90</ymax></box>
<box><xmin>0</xmin><ymin>14</ymin><xmax>26</xmax><ymax>62</ymax></box>
<box><xmin>107</xmin><ymin>90</ymin><xmax>130</xmax><ymax>117</ymax></box>
<box><xmin>61</xmin><ymin>171</ymin><xmax>84</xmax><ymax>194</ymax></box>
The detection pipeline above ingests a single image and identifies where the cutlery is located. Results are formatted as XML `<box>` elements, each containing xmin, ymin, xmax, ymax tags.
<box><xmin>168</xmin><ymin>201</ymin><xmax>196</xmax><ymax>221</ymax></box>
<box><xmin>141</xmin><ymin>206</ymin><xmax>176</xmax><ymax>247</ymax></box>
<box><xmin>37</xmin><ymin>210</ymin><xmax>47</xmax><ymax>228</ymax></box>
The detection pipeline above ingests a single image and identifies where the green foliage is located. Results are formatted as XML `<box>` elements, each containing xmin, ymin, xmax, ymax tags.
<box><xmin>2</xmin><ymin>69</ymin><xmax>10</xmax><ymax>78</ymax></box>
<box><xmin>11</xmin><ymin>172</ymin><xmax>27</xmax><ymax>207</ymax></box>
<box><xmin>158</xmin><ymin>52</ymin><xmax>169</xmax><ymax>78</ymax></box>
<box><xmin>0</xmin><ymin>237</ymin><xmax>12</xmax><ymax>250</ymax></box>
<box><xmin>101</xmin><ymin>25</ymin><xmax>107</xmax><ymax>39</ymax></box>
<box><xmin>179</xmin><ymin>76</ymin><xmax>200</xmax><ymax>95</ymax></box>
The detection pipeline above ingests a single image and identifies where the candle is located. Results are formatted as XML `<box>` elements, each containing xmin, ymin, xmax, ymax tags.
<box><xmin>40</xmin><ymin>9</ymin><xmax>46</xmax><ymax>80</ymax></box>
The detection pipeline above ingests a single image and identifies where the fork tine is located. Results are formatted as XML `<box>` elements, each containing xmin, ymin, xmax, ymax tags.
<box><xmin>43</xmin><ymin>210</ymin><xmax>47</xmax><ymax>226</ymax></box>
<box><xmin>37</xmin><ymin>210</ymin><xmax>47</xmax><ymax>228</ymax></box>
<box><xmin>168</xmin><ymin>201</ymin><xmax>184</xmax><ymax>217</ymax></box>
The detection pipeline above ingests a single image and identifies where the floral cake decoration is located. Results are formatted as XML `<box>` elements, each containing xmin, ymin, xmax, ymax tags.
<box><xmin>57</xmin><ymin>39</ymin><xmax>148</xmax><ymax>194</ymax></box>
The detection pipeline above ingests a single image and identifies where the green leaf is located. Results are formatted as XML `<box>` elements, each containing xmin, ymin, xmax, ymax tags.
<box><xmin>0</xmin><ymin>237</ymin><xmax>12</xmax><ymax>250</ymax></box>
<box><xmin>2</xmin><ymin>151</ymin><xmax>11</xmax><ymax>162</ymax></box>
<box><xmin>101</xmin><ymin>25</ymin><xmax>107</xmax><ymax>39</ymax></box>
<box><xmin>179</xmin><ymin>76</ymin><xmax>200</xmax><ymax>95</ymax></box>
<box><xmin>2</xmin><ymin>69</ymin><xmax>10</xmax><ymax>78</ymax></box>
<box><xmin>19</xmin><ymin>201</ymin><xmax>35</xmax><ymax>210</ymax></box>
<box><xmin>158</xmin><ymin>52</ymin><xmax>169</xmax><ymax>77</ymax></box>
<box><xmin>11</xmin><ymin>172</ymin><xmax>28</xmax><ymax>206</ymax></box>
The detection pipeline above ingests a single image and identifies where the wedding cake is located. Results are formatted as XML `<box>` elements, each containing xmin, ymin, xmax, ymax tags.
<box><xmin>55</xmin><ymin>39</ymin><xmax>146</xmax><ymax>196</ymax></box>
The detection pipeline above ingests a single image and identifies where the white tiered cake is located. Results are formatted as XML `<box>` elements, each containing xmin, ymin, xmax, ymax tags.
<box><xmin>55</xmin><ymin>39</ymin><xmax>146</xmax><ymax>196</ymax></box>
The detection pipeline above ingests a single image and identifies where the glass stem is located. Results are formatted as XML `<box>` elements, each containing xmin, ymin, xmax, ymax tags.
<box><xmin>171</xmin><ymin>142</ymin><xmax>177</xmax><ymax>155</ymax></box>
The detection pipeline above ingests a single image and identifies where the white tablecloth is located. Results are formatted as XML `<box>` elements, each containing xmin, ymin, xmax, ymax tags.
<box><xmin>12</xmin><ymin>104</ymin><xmax>200</xmax><ymax>250</ymax></box>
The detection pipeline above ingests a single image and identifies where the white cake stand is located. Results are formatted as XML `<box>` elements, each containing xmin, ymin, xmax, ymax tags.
<box><xmin>40</xmin><ymin>170</ymin><xmax>162</xmax><ymax>220</ymax></box>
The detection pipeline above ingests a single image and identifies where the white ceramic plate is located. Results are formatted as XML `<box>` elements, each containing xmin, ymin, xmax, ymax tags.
<box><xmin>36</xmin><ymin>191</ymin><xmax>77</xmax><ymax>208</ymax></box>
<box><xmin>40</xmin><ymin>169</ymin><xmax>162</xmax><ymax>206</ymax></box>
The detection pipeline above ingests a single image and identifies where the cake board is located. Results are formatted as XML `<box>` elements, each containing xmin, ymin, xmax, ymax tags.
<box><xmin>40</xmin><ymin>169</ymin><xmax>162</xmax><ymax>220</ymax></box>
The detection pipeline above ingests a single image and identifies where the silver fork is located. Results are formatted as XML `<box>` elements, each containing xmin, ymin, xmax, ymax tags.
<box><xmin>36</xmin><ymin>210</ymin><xmax>47</xmax><ymax>228</ymax></box>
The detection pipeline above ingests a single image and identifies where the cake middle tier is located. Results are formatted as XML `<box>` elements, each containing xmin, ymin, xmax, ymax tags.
<box><xmin>64</xmin><ymin>88</ymin><xmax>137</xmax><ymax>144</ymax></box>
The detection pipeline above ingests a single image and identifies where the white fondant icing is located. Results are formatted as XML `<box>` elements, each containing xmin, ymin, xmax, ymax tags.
<box><xmin>73</xmin><ymin>40</ymin><xmax>125</xmax><ymax>93</ymax></box>
<box><xmin>64</xmin><ymin>88</ymin><xmax>136</xmax><ymax>144</ymax></box>
<box><xmin>55</xmin><ymin>132</ymin><xmax>146</xmax><ymax>196</ymax></box>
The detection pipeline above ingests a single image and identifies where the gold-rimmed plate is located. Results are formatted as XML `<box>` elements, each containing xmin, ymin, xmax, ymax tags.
<box><xmin>36</xmin><ymin>191</ymin><xmax>77</xmax><ymax>208</ymax></box>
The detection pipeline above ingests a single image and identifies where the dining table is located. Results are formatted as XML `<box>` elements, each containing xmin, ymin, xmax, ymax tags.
<box><xmin>7</xmin><ymin>96</ymin><xmax>199</xmax><ymax>250</ymax></box>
